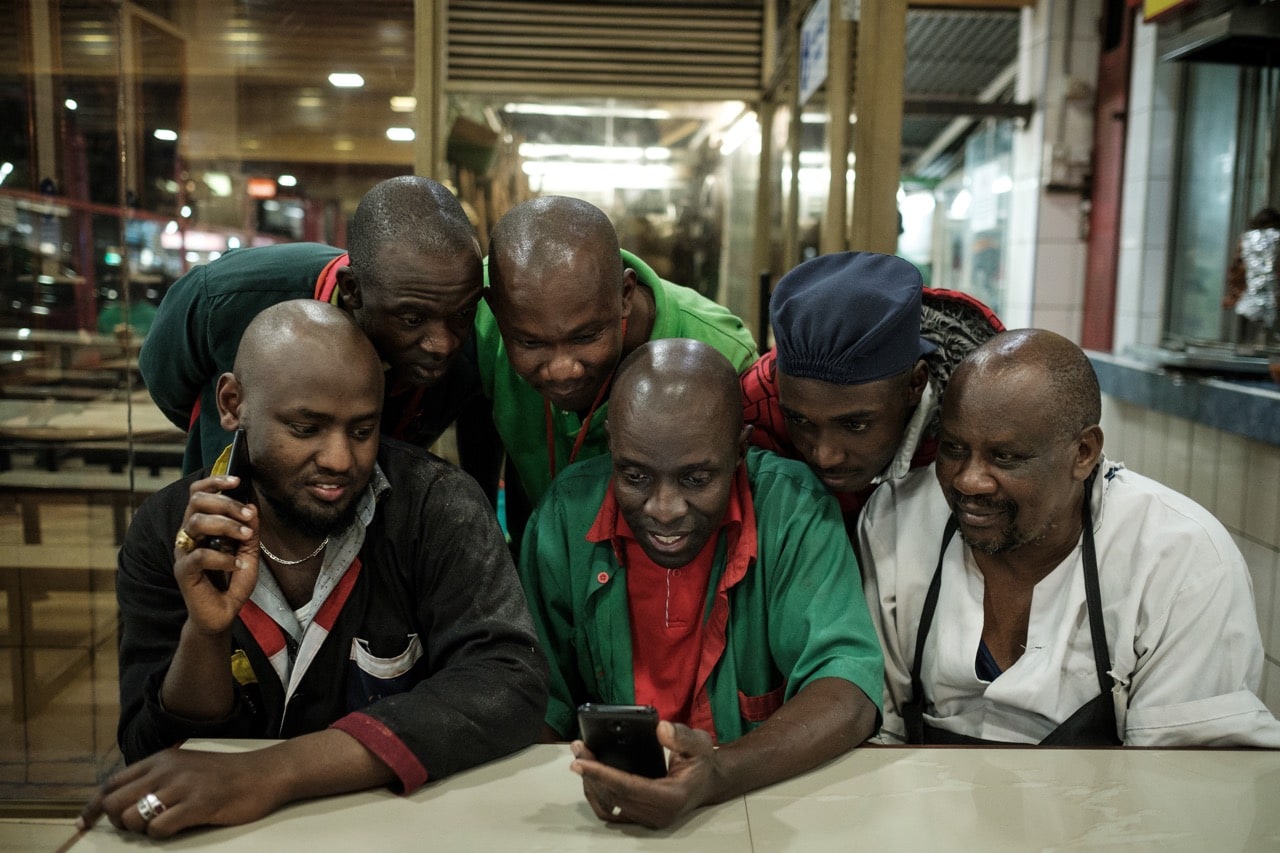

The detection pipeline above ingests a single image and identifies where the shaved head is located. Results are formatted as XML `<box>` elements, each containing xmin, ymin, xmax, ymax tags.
<box><xmin>607</xmin><ymin>339</ymin><xmax>747</xmax><ymax>569</ymax></box>
<box><xmin>219</xmin><ymin>300</ymin><xmax>384</xmax><ymax>540</ymax></box>
<box><xmin>487</xmin><ymin>196</ymin><xmax>623</xmax><ymax>298</ymax></box>
<box><xmin>347</xmin><ymin>176</ymin><xmax>479</xmax><ymax>287</ymax></box>
<box><xmin>233</xmin><ymin>300</ymin><xmax>383</xmax><ymax>406</ymax></box>
<box><xmin>484</xmin><ymin>196</ymin><xmax>636</xmax><ymax>413</ymax></box>
<box><xmin>612</xmin><ymin>338</ymin><xmax>743</xmax><ymax>439</ymax></box>
<box><xmin>949</xmin><ymin>329</ymin><xmax>1100</xmax><ymax>440</ymax></box>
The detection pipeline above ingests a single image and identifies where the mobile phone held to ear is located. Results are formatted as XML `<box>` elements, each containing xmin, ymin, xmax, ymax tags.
<box><xmin>199</xmin><ymin>429</ymin><xmax>253</xmax><ymax>589</ymax></box>
<box><xmin>577</xmin><ymin>703</ymin><xmax>666</xmax><ymax>779</ymax></box>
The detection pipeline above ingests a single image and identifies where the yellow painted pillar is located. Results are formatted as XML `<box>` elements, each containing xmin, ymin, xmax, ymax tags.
<box><xmin>849</xmin><ymin>0</ymin><xmax>907</xmax><ymax>254</ymax></box>
<box><xmin>414</xmin><ymin>0</ymin><xmax>446</xmax><ymax>178</ymax></box>
<box><xmin>820</xmin><ymin>0</ymin><xmax>852</xmax><ymax>254</ymax></box>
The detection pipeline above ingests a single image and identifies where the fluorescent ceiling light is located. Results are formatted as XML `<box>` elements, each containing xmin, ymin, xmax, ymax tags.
<box><xmin>800</xmin><ymin>112</ymin><xmax>856</xmax><ymax>124</ymax></box>
<box><xmin>153</xmin><ymin>128</ymin><xmax>178</xmax><ymax>141</ymax></box>
<box><xmin>328</xmin><ymin>72</ymin><xmax>365</xmax><ymax>88</ymax></box>
<box><xmin>503</xmin><ymin>103</ymin><xmax>672</xmax><ymax>120</ymax></box>
<box><xmin>522</xmin><ymin>161</ymin><xmax>675</xmax><ymax>192</ymax></box>
<box><xmin>64</xmin><ymin>99</ymin><xmax>77</xmax><ymax>110</ymax></box>
<box><xmin>277</xmin><ymin>174</ymin><xmax>298</xmax><ymax>187</ymax></box>
<box><xmin>386</xmin><ymin>127</ymin><xmax>415</xmax><ymax>142</ymax></box>
<box><xmin>390</xmin><ymin>96</ymin><xmax>417</xmax><ymax>112</ymax></box>
<box><xmin>296</xmin><ymin>95</ymin><xmax>324</xmax><ymax>108</ymax></box>
<box><xmin>518</xmin><ymin>143</ymin><xmax>669</xmax><ymax>161</ymax></box>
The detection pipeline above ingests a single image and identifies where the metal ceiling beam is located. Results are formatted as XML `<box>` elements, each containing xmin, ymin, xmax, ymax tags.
<box><xmin>903</xmin><ymin>97</ymin><xmax>1033</xmax><ymax>118</ymax></box>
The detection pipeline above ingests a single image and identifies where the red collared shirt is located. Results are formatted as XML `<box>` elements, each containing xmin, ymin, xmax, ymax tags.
<box><xmin>591</xmin><ymin>466</ymin><xmax>752</xmax><ymax>734</ymax></box>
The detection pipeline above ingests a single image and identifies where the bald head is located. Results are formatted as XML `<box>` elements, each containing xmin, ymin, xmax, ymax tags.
<box><xmin>347</xmin><ymin>176</ymin><xmax>479</xmax><ymax>286</ymax></box>
<box><xmin>219</xmin><ymin>300</ymin><xmax>384</xmax><ymax>540</ymax></box>
<box><xmin>613</xmin><ymin>339</ymin><xmax>743</xmax><ymax>437</ymax></box>
<box><xmin>488</xmin><ymin>196</ymin><xmax>623</xmax><ymax>297</ymax></box>
<box><xmin>950</xmin><ymin>329</ymin><xmax>1100</xmax><ymax>439</ymax></box>
<box><xmin>607</xmin><ymin>339</ymin><xmax>747</xmax><ymax>569</ymax></box>
<box><xmin>233</xmin><ymin>300</ymin><xmax>383</xmax><ymax>404</ymax></box>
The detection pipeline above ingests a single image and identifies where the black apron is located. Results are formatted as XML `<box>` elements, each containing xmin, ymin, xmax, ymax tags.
<box><xmin>901</xmin><ymin>475</ymin><xmax>1121</xmax><ymax>746</ymax></box>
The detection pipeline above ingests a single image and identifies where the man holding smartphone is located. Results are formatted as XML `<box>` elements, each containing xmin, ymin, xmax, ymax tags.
<box><xmin>80</xmin><ymin>301</ymin><xmax>547</xmax><ymax>838</ymax></box>
<box><xmin>519</xmin><ymin>338</ymin><xmax>884</xmax><ymax>830</ymax></box>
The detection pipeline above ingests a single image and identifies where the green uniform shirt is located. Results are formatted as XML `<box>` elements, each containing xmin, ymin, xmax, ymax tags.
<box><xmin>475</xmin><ymin>249</ymin><xmax>757</xmax><ymax>506</ymax></box>
<box><xmin>519</xmin><ymin>447</ymin><xmax>885</xmax><ymax>743</ymax></box>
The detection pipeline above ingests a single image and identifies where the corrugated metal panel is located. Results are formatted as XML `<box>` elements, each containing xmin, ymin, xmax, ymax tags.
<box><xmin>447</xmin><ymin>1</ymin><xmax>763</xmax><ymax>100</ymax></box>
<box><xmin>905</xmin><ymin>9</ymin><xmax>1020</xmax><ymax>97</ymax></box>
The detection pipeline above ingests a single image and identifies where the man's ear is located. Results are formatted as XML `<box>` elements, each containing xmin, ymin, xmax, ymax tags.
<box><xmin>216</xmin><ymin>372</ymin><xmax>245</xmax><ymax>431</ymax></box>
<box><xmin>1071</xmin><ymin>424</ymin><xmax>1104</xmax><ymax>481</ymax></box>
<box><xmin>905</xmin><ymin>359</ymin><xmax>929</xmax><ymax>407</ymax></box>
<box><xmin>737</xmin><ymin>424</ymin><xmax>753</xmax><ymax>465</ymax></box>
<box><xmin>336</xmin><ymin>265</ymin><xmax>362</xmax><ymax>310</ymax></box>
<box><xmin>619</xmin><ymin>268</ymin><xmax>638</xmax><ymax>320</ymax></box>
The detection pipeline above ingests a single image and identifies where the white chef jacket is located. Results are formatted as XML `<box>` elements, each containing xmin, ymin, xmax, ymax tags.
<box><xmin>858</xmin><ymin>456</ymin><xmax>1280</xmax><ymax>747</ymax></box>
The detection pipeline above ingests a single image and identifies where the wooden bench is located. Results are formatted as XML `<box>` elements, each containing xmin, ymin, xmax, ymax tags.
<box><xmin>0</xmin><ymin>544</ymin><xmax>119</xmax><ymax>723</ymax></box>
<box><xmin>0</xmin><ymin>469</ymin><xmax>172</xmax><ymax>545</ymax></box>
<box><xmin>0</xmin><ymin>439</ymin><xmax>185</xmax><ymax>475</ymax></box>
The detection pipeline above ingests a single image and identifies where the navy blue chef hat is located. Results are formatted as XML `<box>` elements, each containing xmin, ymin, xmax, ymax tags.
<box><xmin>771</xmin><ymin>251</ymin><xmax>936</xmax><ymax>385</ymax></box>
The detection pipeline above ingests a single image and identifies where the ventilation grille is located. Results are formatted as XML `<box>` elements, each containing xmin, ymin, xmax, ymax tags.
<box><xmin>447</xmin><ymin>1</ymin><xmax>763</xmax><ymax>100</ymax></box>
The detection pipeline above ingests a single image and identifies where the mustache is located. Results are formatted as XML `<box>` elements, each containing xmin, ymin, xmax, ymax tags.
<box><xmin>947</xmin><ymin>491</ymin><xmax>1018</xmax><ymax>516</ymax></box>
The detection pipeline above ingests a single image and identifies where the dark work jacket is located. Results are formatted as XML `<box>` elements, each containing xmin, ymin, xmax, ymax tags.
<box><xmin>116</xmin><ymin>439</ymin><xmax>548</xmax><ymax>789</ymax></box>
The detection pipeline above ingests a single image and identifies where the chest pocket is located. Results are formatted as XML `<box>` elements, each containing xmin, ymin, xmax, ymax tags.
<box><xmin>346</xmin><ymin>633</ymin><xmax>427</xmax><ymax>711</ymax></box>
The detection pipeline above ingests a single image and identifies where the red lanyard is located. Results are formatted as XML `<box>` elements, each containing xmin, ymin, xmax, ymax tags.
<box><xmin>544</xmin><ymin>319</ymin><xmax>628</xmax><ymax>480</ymax></box>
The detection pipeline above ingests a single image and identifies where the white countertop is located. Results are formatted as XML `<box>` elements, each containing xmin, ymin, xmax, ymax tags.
<box><xmin>22</xmin><ymin>741</ymin><xmax>1280</xmax><ymax>851</ymax></box>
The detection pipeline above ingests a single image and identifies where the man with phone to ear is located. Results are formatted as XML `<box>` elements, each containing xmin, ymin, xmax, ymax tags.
<box><xmin>519</xmin><ymin>339</ymin><xmax>884</xmax><ymax>830</ymax></box>
<box><xmin>79</xmin><ymin>301</ymin><xmax>547</xmax><ymax>838</ymax></box>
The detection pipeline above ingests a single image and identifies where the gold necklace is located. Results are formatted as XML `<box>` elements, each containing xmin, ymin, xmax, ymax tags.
<box><xmin>260</xmin><ymin>536</ymin><xmax>330</xmax><ymax>566</ymax></box>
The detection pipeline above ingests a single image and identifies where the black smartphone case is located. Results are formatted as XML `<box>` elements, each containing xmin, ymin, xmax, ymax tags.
<box><xmin>577</xmin><ymin>703</ymin><xmax>666</xmax><ymax>779</ymax></box>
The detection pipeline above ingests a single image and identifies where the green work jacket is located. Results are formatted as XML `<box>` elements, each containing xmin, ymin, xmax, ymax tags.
<box><xmin>519</xmin><ymin>447</ymin><xmax>884</xmax><ymax>743</ymax></box>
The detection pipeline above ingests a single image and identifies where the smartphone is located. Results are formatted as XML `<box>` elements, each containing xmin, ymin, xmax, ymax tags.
<box><xmin>576</xmin><ymin>703</ymin><xmax>666</xmax><ymax>779</ymax></box>
<box><xmin>199</xmin><ymin>428</ymin><xmax>253</xmax><ymax>589</ymax></box>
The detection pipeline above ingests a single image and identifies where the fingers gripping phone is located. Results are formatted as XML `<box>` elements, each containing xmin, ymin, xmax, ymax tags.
<box><xmin>577</xmin><ymin>703</ymin><xmax>667</xmax><ymax>779</ymax></box>
<box><xmin>199</xmin><ymin>429</ymin><xmax>253</xmax><ymax>590</ymax></box>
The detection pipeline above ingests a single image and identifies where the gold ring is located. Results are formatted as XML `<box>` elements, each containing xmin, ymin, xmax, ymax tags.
<box><xmin>174</xmin><ymin>529</ymin><xmax>197</xmax><ymax>554</ymax></box>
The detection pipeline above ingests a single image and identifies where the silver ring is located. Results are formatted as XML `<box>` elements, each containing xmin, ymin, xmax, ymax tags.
<box><xmin>136</xmin><ymin>792</ymin><xmax>166</xmax><ymax>822</ymax></box>
<box><xmin>610</xmin><ymin>805</ymin><xmax>622</xmax><ymax>817</ymax></box>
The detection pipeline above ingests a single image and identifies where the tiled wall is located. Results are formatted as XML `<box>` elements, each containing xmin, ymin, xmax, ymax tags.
<box><xmin>1113</xmin><ymin>13</ymin><xmax>1178</xmax><ymax>350</ymax></box>
<box><xmin>1007</xmin><ymin>0</ymin><xmax>1098</xmax><ymax>337</ymax></box>
<box><xmin>1100</xmin><ymin>395</ymin><xmax>1280</xmax><ymax>716</ymax></box>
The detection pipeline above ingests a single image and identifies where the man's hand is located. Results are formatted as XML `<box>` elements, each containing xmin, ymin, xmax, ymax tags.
<box><xmin>159</xmin><ymin>475</ymin><xmax>258</xmax><ymax>721</ymax></box>
<box><xmin>568</xmin><ymin>679</ymin><xmax>876</xmax><ymax>830</ymax></box>
<box><xmin>570</xmin><ymin>721</ymin><xmax>724</xmax><ymax>830</ymax></box>
<box><xmin>175</xmin><ymin>474</ymin><xmax>258</xmax><ymax>635</ymax></box>
<box><xmin>76</xmin><ymin>748</ymin><xmax>288</xmax><ymax>839</ymax></box>
<box><xmin>77</xmin><ymin>731</ymin><xmax>396</xmax><ymax>839</ymax></box>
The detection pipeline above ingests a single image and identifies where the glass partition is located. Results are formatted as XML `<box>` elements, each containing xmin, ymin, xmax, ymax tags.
<box><xmin>0</xmin><ymin>0</ymin><xmax>191</xmax><ymax>804</ymax></box>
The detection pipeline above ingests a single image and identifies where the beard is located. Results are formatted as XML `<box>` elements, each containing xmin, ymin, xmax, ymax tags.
<box><xmin>252</xmin><ymin>459</ymin><xmax>365</xmax><ymax>540</ymax></box>
<box><xmin>947</xmin><ymin>492</ymin><xmax>1037</xmax><ymax>555</ymax></box>
<box><xmin>260</xmin><ymin>487</ymin><xmax>361</xmax><ymax>539</ymax></box>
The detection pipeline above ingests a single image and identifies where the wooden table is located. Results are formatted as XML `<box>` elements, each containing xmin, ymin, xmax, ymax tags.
<box><xmin>25</xmin><ymin>741</ymin><xmax>1280</xmax><ymax>851</ymax></box>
